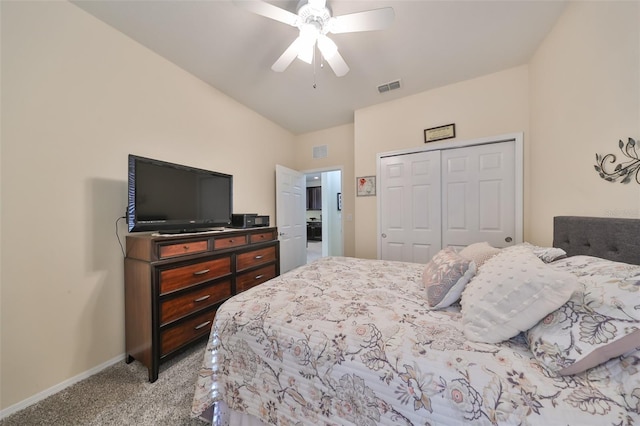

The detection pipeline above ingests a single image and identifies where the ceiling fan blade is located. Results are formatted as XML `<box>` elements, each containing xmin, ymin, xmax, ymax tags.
<box><xmin>272</xmin><ymin>37</ymin><xmax>303</xmax><ymax>72</ymax></box>
<box><xmin>330</xmin><ymin>7</ymin><xmax>395</xmax><ymax>34</ymax></box>
<box><xmin>234</xmin><ymin>0</ymin><xmax>299</xmax><ymax>27</ymax></box>
<box><xmin>324</xmin><ymin>49</ymin><xmax>349</xmax><ymax>77</ymax></box>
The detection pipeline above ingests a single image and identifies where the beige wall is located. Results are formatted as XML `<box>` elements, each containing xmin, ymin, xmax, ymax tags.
<box><xmin>528</xmin><ymin>1</ymin><xmax>640</xmax><ymax>245</ymax></box>
<box><xmin>0</xmin><ymin>1</ymin><xmax>295</xmax><ymax>410</ymax></box>
<box><xmin>353</xmin><ymin>66</ymin><xmax>531</xmax><ymax>258</ymax></box>
<box><xmin>294</xmin><ymin>124</ymin><xmax>355</xmax><ymax>257</ymax></box>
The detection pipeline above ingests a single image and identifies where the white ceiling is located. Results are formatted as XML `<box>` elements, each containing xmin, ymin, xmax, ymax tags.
<box><xmin>71</xmin><ymin>0</ymin><xmax>567</xmax><ymax>135</ymax></box>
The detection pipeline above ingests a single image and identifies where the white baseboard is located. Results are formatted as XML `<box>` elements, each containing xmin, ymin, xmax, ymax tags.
<box><xmin>0</xmin><ymin>353</ymin><xmax>126</xmax><ymax>420</ymax></box>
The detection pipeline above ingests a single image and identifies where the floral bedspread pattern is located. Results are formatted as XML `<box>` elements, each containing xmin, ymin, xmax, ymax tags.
<box><xmin>528</xmin><ymin>255</ymin><xmax>640</xmax><ymax>375</ymax></box>
<box><xmin>192</xmin><ymin>256</ymin><xmax>640</xmax><ymax>425</ymax></box>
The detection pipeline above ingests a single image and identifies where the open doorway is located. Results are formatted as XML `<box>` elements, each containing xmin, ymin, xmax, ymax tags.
<box><xmin>305</xmin><ymin>169</ymin><xmax>343</xmax><ymax>264</ymax></box>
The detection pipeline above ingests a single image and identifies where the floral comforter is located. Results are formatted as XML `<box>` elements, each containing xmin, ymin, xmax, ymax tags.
<box><xmin>192</xmin><ymin>256</ymin><xmax>640</xmax><ymax>425</ymax></box>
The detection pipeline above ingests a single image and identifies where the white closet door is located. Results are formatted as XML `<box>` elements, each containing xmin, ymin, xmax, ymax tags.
<box><xmin>379</xmin><ymin>150</ymin><xmax>441</xmax><ymax>262</ymax></box>
<box><xmin>441</xmin><ymin>141</ymin><xmax>515</xmax><ymax>249</ymax></box>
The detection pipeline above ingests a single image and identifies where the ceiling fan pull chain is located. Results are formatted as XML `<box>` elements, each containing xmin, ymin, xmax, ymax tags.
<box><xmin>312</xmin><ymin>46</ymin><xmax>317</xmax><ymax>89</ymax></box>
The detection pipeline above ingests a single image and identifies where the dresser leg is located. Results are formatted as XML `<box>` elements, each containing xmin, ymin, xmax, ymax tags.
<box><xmin>125</xmin><ymin>354</ymin><xmax>134</xmax><ymax>364</ymax></box>
<box><xmin>149</xmin><ymin>367</ymin><xmax>158</xmax><ymax>383</ymax></box>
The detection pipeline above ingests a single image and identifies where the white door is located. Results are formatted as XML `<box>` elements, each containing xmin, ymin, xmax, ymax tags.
<box><xmin>276</xmin><ymin>165</ymin><xmax>306</xmax><ymax>273</ymax></box>
<box><xmin>441</xmin><ymin>141</ymin><xmax>515</xmax><ymax>249</ymax></box>
<box><xmin>379</xmin><ymin>150</ymin><xmax>442</xmax><ymax>262</ymax></box>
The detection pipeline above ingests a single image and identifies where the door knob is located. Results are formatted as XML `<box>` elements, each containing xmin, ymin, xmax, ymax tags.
<box><xmin>279</xmin><ymin>232</ymin><xmax>286</xmax><ymax>236</ymax></box>
<box><xmin>381</xmin><ymin>233</ymin><xmax>387</xmax><ymax>238</ymax></box>
<box><xmin>505</xmin><ymin>236</ymin><xmax>513</xmax><ymax>243</ymax></box>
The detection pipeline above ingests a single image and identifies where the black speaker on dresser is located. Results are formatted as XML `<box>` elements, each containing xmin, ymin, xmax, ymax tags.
<box><xmin>232</xmin><ymin>213</ymin><xmax>257</xmax><ymax>228</ymax></box>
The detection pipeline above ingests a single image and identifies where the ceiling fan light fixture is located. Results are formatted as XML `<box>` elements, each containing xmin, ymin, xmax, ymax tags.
<box><xmin>297</xmin><ymin>24</ymin><xmax>318</xmax><ymax>64</ymax></box>
<box><xmin>317</xmin><ymin>35</ymin><xmax>337</xmax><ymax>59</ymax></box>
<box><xmin>297</xmin><ymin>2</ymin><xmax>331</xmax><ymax>31</ymax></box>
<box><xmin>297</xmin><ymin>44</ymin><xmax>314</xmax><ymax>64</ymax></box>
<box><xmin>299</xmin><ymin>23</ymin><xmax>318</xmax><ymax>43</ymax></box>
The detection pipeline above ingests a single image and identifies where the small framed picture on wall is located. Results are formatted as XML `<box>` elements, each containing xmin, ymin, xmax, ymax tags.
<box><xmin>356</xmin><ymin>176</ymin><xmax>376</xmax><ymax>196</ymax></box>
<box><xmin>424</xmin><ymin>123</ymin><xmax>456</xmax><ymax>143</ymax></box>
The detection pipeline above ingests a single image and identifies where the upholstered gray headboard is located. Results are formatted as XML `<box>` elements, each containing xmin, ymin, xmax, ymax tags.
<box><xmin>553</xmin><ymin>216</ymin><xmax>640</xmax><ymax>265</ymax></box>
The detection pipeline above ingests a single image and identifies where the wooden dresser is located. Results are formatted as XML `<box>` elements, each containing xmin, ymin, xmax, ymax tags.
<box><xmin>124</xmin><ymin>227</ymin><xmax>280</xmax><ymax>382</ymax></box>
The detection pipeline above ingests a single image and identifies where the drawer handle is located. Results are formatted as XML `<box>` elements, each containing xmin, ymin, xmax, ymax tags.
<box><xmin>183</xmin><ymin>245</ymin><xmax>190</xmax><ymax>250</ymax></box>
<box><xmin>194</xmin><ymin>321</ymin><xmax>211</xmax><ymax>330</ymax></box>
<box><xmin>194</xmin><ymin>295</ymin><xmax>211</xmax><ymax>302</ymax></box>
<box><xmin>193</xmin><ymin>269</ymin><xmax>210</xmax><ymax>276</ymax></box>
<box><xmin>255</xmin><ymin>274</ymin><xmax>264</xmax><ymax>280</ymax></box>
<box><xmin>254</xmin><ymin>255</ymin><xmax>264</xmax><ymax>260</ymax></box>
<box><xmin>228</xmin><ymin>239</ymin><xmax>235</xmax><ymax>243</ymax></box>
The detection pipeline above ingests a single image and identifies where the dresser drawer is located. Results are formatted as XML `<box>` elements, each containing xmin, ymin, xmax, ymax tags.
<box><xmin>236</xmin><ymin>264</ymin><xmax>277</xmax><ymax>293</ymax></box>
<box><xmin>158</xmin><ymin>240</ymin><xmax>209</xmax><ymax>259</ymax></box>
<box><xmin>236</xmin><ymin>245</ymin><xmax>277</xmax><ymax>271</ymax></box>
<box><xmin>159</xmin><ymin>257</ymin><xmax>231</xmax><ymax>295</ymax></box>
<box><xmin>214</xmin><ymin>235</ymin><xmax>247</xmax><ymax>250</ymax></box>
<box><xmin>250</xmin><ymin>231</ymin><xmax>276</xmax><ymax>244</ymax></box>
<box><xmin>160</xmin><ymin>309</ymin><xmax>216</xmax><ymax>356</ymax></box>
<box><xmin>160</xmin><ymin>280</ymin><xmax>231</xmax><ymax>325</ymax></box>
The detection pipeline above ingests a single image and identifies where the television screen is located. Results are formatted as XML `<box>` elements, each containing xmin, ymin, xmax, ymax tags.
<box><xmin>127</xmin><ymin>155</ymin><xmax>232</xmax><ymax>232</ymax></box>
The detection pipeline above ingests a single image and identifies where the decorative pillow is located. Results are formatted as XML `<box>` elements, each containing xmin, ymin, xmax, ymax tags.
<box><xmin>527</xmin><ymin>259</ymin><xmax>640</xmax><ymax>375</ymax></box>
<box><xmin>423</xmin><ymin>247</ymin><xmax>476</xmax><ymax>309</ymax></box>
<box><xmin>460</xmin><ymin>245</ymin><xmax>578</xmax><ymax>343</ymax></box>
<box><xmin>459</xmin><ymin>242</ymin><xmax>501</xmax><ymax>268</ymax></box>
<box><xmin>517</xmin><ymin>242</ymin><xmax>567</xmax><ymax>263</ymax></box>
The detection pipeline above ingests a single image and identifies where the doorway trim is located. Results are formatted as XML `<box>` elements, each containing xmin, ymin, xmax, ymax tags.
<box><xmin>303</xmin><ymin>166</ymin><xmax>345</xmax><ymax>260</ymax></box>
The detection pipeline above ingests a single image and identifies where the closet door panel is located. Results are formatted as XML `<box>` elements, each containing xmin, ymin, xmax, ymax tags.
<box><xmin>412</xmin><ymin>185</ymin><xmax>431</xmax><ymax>229</ymax></box>
<box><xmin>446</xmin><ymin>182</ymin><xmax>468</xmax><ymax>229</ymax></box>
<box><xmin>380</xmin><ymin>151</ymin><xmax>441</xmax><ymax>262</ymax></box>
<box><xmin>442</xmin><ymin>141</ymin><xmax>515</xmax><ymax>248</ymax></box>
<box><xmin>386</xmin><ymin>186</ymin><xmax>404</xmax><ymax>228</ymax></box>
<box><xmin>478</xmin><ymin>180</ymin><xmax>502</xmax><ymax>230</ymax></box>
<box><xmin>385</xmin><ymin>242</ymin><xmax>404</xmax><ymax>261</ymax></box>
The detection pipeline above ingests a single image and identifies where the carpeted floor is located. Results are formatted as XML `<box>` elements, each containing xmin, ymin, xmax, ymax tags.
<box><xmin>307</xmin><ymin>240</ymin><xmax>322</xmax><ymax>264</ymax></box>
<box><xmin>1</xmin><ymin>341</ymin><xmax>209</xmax><ymax>426</ymax></box>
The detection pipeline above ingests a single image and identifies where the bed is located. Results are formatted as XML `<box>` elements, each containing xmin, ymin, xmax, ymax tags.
<box><xmin>191</xmin><ymin>216</ymin><xmax>640</xmax><ymax>425</ymax></box>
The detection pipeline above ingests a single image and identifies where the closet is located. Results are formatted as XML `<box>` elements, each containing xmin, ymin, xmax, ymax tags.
<box><xmin>377</xmin><ymin>133</ymin><xmax>523</xmax><ymax>263</ymax></box>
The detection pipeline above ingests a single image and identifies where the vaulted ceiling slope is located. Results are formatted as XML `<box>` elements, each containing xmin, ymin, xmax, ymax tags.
<box><xmin>72</xmin><ymin>0</ymin><xmax>567</xmax><ymax>135</ymax></box>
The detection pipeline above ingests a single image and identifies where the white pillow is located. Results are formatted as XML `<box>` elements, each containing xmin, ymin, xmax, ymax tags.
<box><xmin>517</xmin><ymin>242</ymin><xmax>567</xmax><ymax>263</ymax></box>
<box><xmin>423</xmin><ymin>247</ymin><xmax>476</xmax><ymax>309</ymax></box>
<box><xmin>459</xmin><ymin>242</ymin><xmax>501</xmax><ymax>268</ymax></box>
<box><xmin>460</xmin><ymin>245</ymin><xmax>578</xmax><ymax>343</ymax></box>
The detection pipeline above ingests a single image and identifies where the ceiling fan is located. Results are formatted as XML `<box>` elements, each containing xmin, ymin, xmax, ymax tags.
<box><xmin>235</xmin><ymin>0</ymin><xmax>395</xmax><ymax>77</ymax></box>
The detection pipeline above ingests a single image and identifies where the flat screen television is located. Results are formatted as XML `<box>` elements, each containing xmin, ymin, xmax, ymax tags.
<box><xmin>127</xmin><ymin>155</ymin><xmax>233</xmax><ymax>233</ymax></box>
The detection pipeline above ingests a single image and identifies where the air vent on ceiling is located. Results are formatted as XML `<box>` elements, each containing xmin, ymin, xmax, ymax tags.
<box><xmin>312</xmin><ymin>145</ymin><xmax>328</xmax><ymax>159</ymax></box>
<box><xmin>377</xmin><ymin>79</ymin><xmax>401</xmax><ymax>94</ymax></box>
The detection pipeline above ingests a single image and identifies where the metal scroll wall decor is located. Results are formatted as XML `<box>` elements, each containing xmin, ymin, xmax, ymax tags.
<box><xmin>594</xmin><ymin>137</ymin><xmax>640</xmax><ymax>184</ymax></box>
